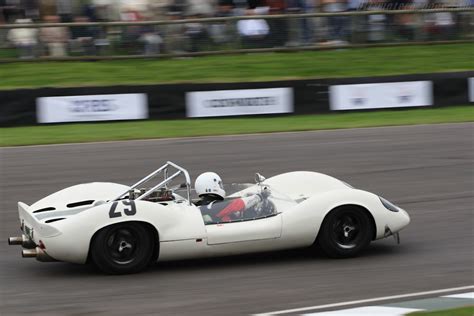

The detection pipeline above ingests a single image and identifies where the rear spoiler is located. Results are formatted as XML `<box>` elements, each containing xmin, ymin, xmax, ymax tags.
<box><xmin>18</xmin><ymin>202</ymin><xmax>61</xmax><ymax>239</ymax></box>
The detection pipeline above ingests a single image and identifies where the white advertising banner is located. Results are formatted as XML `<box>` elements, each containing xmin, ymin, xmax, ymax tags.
<box><xmin>469</xmin><ymin>78</ymin><xmax>474</xmax><ymax>102</ymax></box>
<box><xmin>37</xmin><ymin>93</ymin><xmax>148</xmax><ymax>123</ymax></box>
<box><xmin>330</xmin><ymin>81</ymin><xmax>433</xmax><ymax>111</ymax></box>
<box><xmin>186</xmin><ymin>88</ymin><xmax>293</xmax><ymax>118</ymax></box>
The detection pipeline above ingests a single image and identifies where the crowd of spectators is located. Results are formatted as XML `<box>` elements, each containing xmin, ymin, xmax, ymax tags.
<box><xmin>0</xmin><ymin>0</ymin><xmax>471</xmax><ymax>58</ymax></box>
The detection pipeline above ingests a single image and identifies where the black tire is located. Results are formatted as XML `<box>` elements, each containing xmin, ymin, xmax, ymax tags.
<box><xmin>316</xmin><ymin>206</ymin><xmax>374</xmax><ymax>258</ymax></box>
<box><xmin>91</xmin><ymin>222</ymin><xmax>154</xmax><ymax>274</ymax></box>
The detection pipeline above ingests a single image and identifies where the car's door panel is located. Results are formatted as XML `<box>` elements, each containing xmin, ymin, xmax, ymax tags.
<box><xmin>206</xmin><ymin>214</ymin><xmax>282</xmax><ymax>245</ymax></box>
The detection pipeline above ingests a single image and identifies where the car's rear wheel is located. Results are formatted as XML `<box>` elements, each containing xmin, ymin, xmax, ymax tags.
<box><xmin>91</xmin><ymin>222</ymin><xmax>154</xmax><ymax>274</ymax></box>
<box><xmin>316</xmin><ymin>206</ymin><xmax>374</xmax><ymax>258</ymax></box>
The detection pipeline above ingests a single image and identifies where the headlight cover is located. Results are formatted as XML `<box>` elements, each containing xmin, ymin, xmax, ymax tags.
<box><xmin>379</xmin><ymin>197</ymin><xmax>399</xmax><ymax>212</ymax></box>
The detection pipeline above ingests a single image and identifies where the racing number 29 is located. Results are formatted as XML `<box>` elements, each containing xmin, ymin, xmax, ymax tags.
<box><xmin>109</xmin><ymin>200</ymin><xmax>136</xmax><ymax>218</ymax></box>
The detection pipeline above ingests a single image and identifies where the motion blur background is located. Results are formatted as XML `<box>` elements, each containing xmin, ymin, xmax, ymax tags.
<box><xmin>0</xmin><ymin>1</ymin><xmax>473</xmax><ymax>315</ymax></box>
<box><xmin>0</xmin><ymin>0</ymin><xmax>472</xmax><ymax>59</ymax></box>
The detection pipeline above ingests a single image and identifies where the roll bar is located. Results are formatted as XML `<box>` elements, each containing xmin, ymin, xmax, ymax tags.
<box><xmin>113</xmin><ymin>161</ymin><xmax>192</xmax><ymax>205</ymax></box>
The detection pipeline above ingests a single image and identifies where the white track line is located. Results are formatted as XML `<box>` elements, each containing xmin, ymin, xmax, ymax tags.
<box><xmin>442</xmin><ymin>292</ymin><xmax>474</xmax><ymax>299</ymax></box>
<box><xmin>254</xmin><ymin>285</ymin><xmax>474</xmax><ymax>316</ymax></box>
<box><xmin>303</xmin><ymin>306</ymin><xmax>422</xmax><ymax>316</ymax></box>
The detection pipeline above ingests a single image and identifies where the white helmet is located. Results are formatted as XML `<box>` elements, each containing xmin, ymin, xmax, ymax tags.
<box><xmin>195</xmin><ymin>172</ymin><xmax>225</xmax><ymax>199</ymax></box>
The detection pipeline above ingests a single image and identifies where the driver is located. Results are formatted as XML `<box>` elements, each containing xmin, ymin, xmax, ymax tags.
<box><xmin>194</xmin><ymin>172</ymin><xmax>226</xmax><ymax>206</ymax></box>
<box><xmin>195</xmin><ymin>172</ymin><xmax>273</xmax><ymax>223</ymax></box>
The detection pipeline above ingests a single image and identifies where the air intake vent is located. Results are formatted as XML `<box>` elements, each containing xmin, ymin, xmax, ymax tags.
<box><xmin>33</xmin><ymin>207</ymin><xmax>56</xmax><ymax>213</ymax></box>
<box><xmin>67</xmin><ymin>200</ymin><xmax>94</xmax><ymax>208</ymax></box>
<box><xmin>45</xmin><ymin>218</ymin><xmax>66</xmax><ymax>223</ymax></box>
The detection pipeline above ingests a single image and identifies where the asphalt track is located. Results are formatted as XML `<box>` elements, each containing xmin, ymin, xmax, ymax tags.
<box><xmin>1</xmin><ymin>123</ymin><xmax>473</xmax><ymax>316</ymax></box>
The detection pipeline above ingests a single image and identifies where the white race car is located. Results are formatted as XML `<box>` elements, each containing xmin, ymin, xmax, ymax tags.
<box><xmin>8</xmin><ymin>161</ymin><xmax>410</xmax><ymax>274</ymax></box>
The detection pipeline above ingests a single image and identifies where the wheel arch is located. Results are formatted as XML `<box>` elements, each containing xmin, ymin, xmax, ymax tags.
<box><xmin>86</xmin><ymin>220</ymin><xmax>160</xmax><ymax>264</ymax></box>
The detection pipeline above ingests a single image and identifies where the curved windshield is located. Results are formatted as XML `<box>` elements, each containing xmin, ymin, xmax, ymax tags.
<box><xmin>174</xmin><ymin>183</ymin><xmax>255</xmax><ymax>200</ymax></box>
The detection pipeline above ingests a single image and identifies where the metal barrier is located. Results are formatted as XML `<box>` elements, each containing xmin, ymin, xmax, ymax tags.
<box><xmin>0</xmin><ymin>8</ymin><xmax>472</xmax><ymax>61</ymax></box>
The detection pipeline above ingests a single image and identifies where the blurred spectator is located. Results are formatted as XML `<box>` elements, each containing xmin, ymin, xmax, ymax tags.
<box><xmin>394</xmin><ymin>2</ymin><xmax>416</xmax><ymax>41</ymax></box>
<box><xmin>56</xmin><ymin>0</ymin><xmax>73</xmax><ymax>22</ymax></box>
<box><xmin>139</xmin><ymin>23</ymin><xmax>163</xmax><ymax>55</ymax></box>
<box><xmin>237</xmin><ymin>7</ymin><xmax>270</xmax><ymax>48</ymax></box>
<box><xmin>40</xmin><ymin>15</ymin><xmax>69</xmax><ymax>56</ymax></box>
<box><xmin>299</xmin><ymin>0</ymin><xmax>316</xmax><ymax>45</ymax></box>
<box><xmin>365</xmin><ymin>0</ymin><xmax>387</xmax><ymax>42</ymax></box>
<box><xmin>70</xmin><ymin>16</ymin><xmax>98</xmax><ymax>55</ymax></box>
<box><xmin>165</xmin><ymin>11</ymin><xmax>187</xmax><ymax>53</ymax></box>
<box><xmin>425</xmin><ymin>4</ymin><xmax>455</xmax><ymax>40</ymax></box>
<box><xmin>266</xmin><ymin>0</ymin><xmax>287</xmax><ymax>47</ymax></box>
<box><xmin>92</xmin><ymin>0</ymin><xmax>121</xmax><ymax>21</ymax></box>
<box><xmin>1</xmin><ymin>0</ymin><xmax>24</xmax><ymax>23</ymax></box>
<box><xmin>185</xmin><ymin>14</ymin><xmax>210</xmax><ymax>52</ymax></box>
<box><xmin>7</xmin><ymin>18</ymin><xmax>38</xmax><ymax>58</ymax></box>
<box><xmin>39</xmin><ymin>0</ymin><xmax>57</xmax><ymax>17</ymax></box>
<box><xmin>209</xmin><ymin>0</ymin><xmax>234</xmax><ymax>45</ymax></box>
<box><xmin>23</xmin><ymin>0</ymin><xmax>39</xmax><ymax>20</ymax></box>
<box><xmin>321</xmin><ymin>0</ymin><xmax>349</xmax><ymax>44</ymax></box>
<box><xmin>168</xmin><ymin>0</ymin><xmax>187</xmax><ymax>16</ymax></box>
<box><xmin>120</xmin><ymin>6</ymin><xmax>143</xmax><ymax>53</ymax></box>
<box><xmin>82</xmin><ymin>2</ymin><xmax>98</xmax><ymax>22</ymax></box>
<box><xmin>186</xmin><ymin>0</ymin><xmax>216</xmax><ymax>16</ymax></box>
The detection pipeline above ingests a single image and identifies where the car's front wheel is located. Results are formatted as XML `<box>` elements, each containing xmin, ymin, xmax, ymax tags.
<box><xmin>91</xmin><ymin>222</ymin><xmax>154</xmax><ymax>274</ymax></box>
<box><xmin>316</xmin><ymin>206</ymin><xmax>374</xmax><ymax>258</ymax></box>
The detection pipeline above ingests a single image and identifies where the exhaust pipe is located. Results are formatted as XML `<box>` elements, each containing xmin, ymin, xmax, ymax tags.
<box><xmin>22</xmin><ymin>248</ymin><xmax>37</xmax><ymax>258</ymax></box>
<box><xmin>8</xmin><ymin>236</ymin><xmax>23</xmax><ymax>245</ymax></box>
<box><xmin>8</xmin><ymin>235</ymin><xmax>36</xmax><ymax>249</ymax></box>
<box><xmin>21</xmin><ymin>247</ymin><xmax>56</xmax><ymax>262</ymax></box>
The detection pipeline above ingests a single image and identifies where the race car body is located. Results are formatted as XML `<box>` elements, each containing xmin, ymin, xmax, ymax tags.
<box><xmin>9</xmin><ymin>161</ymin><xmax>410</xmax><ymax>274</ymax></box>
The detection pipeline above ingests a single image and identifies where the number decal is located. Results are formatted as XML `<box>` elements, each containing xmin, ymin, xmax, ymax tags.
<box><xmin>109</xmin><ymin>201</ymin><xmax>121</xmax><ymax>218</ymax></box>
<box><xmin>123</xmin><ymin>200</ymin><xmax>136</xmax><ymax>216</ymax></box>
<box><xmin>109</xmin><ymin>200</ymin><xmax>136</xmax><ymax>218</ymax></box>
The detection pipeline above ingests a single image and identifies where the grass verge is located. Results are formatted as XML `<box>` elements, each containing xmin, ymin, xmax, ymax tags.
<box><xmin>0</xmin><ymin>44</ymin><xmax>472</xmax><ymax>90</ymax></box>
<box><xmin>408</xmin><ymin>306</ymin><xmax>474</xmax><ymax>316</ymax></box>
<box><xmin>1</xmin><ymin>106</ymin><xmax>472</xmax><ymax>147</ymax></box>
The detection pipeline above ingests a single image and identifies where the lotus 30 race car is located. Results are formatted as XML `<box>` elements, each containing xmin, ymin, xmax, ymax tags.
<box><xmin>8</xmin><ymin>161</ymin><xmax>410</xmax><ymax>274</ymax></box>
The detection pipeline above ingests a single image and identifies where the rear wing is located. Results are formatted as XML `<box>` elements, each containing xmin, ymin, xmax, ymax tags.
<box><xmin>18</xmin><ymin>202</ymin><xmax>61</xmax><ymax>240</ymax></box>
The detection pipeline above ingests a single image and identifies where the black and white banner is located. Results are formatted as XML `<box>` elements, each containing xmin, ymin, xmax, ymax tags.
<box><xmin>37</xmin><ymin>93</ymin><xmax>148</xmax><ymax>123</ymax></box>
<box><xmin>469</xmin><ymin>78</ymin><xmax>474</xmax><ymax>102</ymax></box>
<box><xmin>186</xmin><ymin>88</ymin><xmax>293</xmax><ymax>117</ymax></box>
<box><xmin>330</xmin><ymin>81</ymin><xmax>433</xmax><ymax>111</ymax></box>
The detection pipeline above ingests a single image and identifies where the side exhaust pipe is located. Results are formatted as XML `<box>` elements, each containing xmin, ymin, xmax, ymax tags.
<box><xmin>8</xmin><ymin>236</ymin><xmax>23</xmax><ymax>245</ymax></box>
<box><xmin>22</xmin><ymin>248</ymin><xmax>37</xmax><ymax>258</ymax></box>
<box><xmin>8</xmin><ymin>235</ymin><xmax>36</xmax><ymax>249</ymax></box>
<box><xmin>21</xmin><ymin>247</ymin><xmax>57</xmax><ymax>262</ymax></box>
<box><xmin>21</xmin><ymin>247</ymin><xmax>56</xmax><ymax>262</ymax></box>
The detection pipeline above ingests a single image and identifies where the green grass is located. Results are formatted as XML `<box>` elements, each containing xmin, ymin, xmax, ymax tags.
<box><xmin>408</xmin><ymin>306</ymin><xmax>474</xmax><ymax>316</ymax></box>
<box><xmin>0</xmin><ymin>44</ymin><xmax>473</xmax><ymax>89</ymax></box>
<box><xmin>1</xmin><ymin>106</ymin><xmax>472</xmax><ymax>147</ymax></box>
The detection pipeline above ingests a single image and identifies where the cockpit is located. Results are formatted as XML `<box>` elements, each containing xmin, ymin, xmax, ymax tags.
<box><xmin>112</xmin><ymin>161</ymin><xmax>293</xmax><ymax>224</ymax></box>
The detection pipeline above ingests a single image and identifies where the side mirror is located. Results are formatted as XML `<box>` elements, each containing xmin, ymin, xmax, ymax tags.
<box><xmin>255</xmin><ymin>173</ymin><xmax>266</xmax><ymax>184</ymax></box>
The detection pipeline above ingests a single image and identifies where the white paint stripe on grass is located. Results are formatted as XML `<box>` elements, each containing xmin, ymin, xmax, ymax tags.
<box><xmin>254</xmin><ymin>285</ymin><xmax>474</xmax><ymax>316</ymax></box>
<box><xmin>303</xmin><ymin>306</ymin><xmax>422</xmax><ymax>316</ymax></box>
<box><xmin>442</xmin><ymin>292</ymin><xmax>474</xmax><ymax>299</ymax></box>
